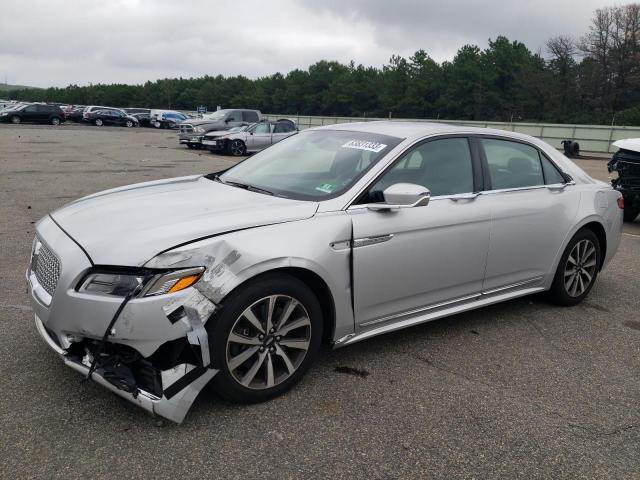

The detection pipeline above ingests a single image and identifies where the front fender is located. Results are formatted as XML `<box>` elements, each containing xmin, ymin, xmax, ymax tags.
<box><xmin>145</xmin><ymin>213</ymin><xmax>355</xmax><ymax>341</ymax></box>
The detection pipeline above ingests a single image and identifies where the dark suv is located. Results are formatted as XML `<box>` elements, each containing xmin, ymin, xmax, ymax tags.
<box><xmin>0</xmin><ymin>104</ymin><xmax>64</xmax><ymax>125</ymax></box>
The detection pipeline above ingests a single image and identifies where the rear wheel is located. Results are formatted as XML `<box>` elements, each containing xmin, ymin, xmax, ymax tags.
<box><xmin>623</xmin><ymin>207</ymin><xmax>639</xmax><ymax>223</ymax></box>
<box><xmin>209</xmin><ymin>273</ymin><xmax>322</xmax><ymax>403</ymax></box>
<box><xmin>50</xmin><ymin>117</ymin><xmax>61</xmax><ymax>126</ymax></box>
<box><xmin>549</xmin><ymin>229</ymin><xmax>600</xmax><ymax>306</ymax></box>
<box><xmin>10</xmin><ymin>115</ymin><xmax>20</xmax><ymax>124</ymax></box>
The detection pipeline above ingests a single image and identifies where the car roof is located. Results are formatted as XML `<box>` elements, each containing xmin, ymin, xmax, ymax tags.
<box><xmin>312</xmin><ymin>120</ymin><xmax>522</xmax><ymax>141</ymax></box>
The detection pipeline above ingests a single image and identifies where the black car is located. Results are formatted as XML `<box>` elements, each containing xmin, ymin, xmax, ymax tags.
<box><xmin>85</xmin><ymin>108</ymin><xmax>139</xmax><ymax>127</ymax></box>
<box><xmin>64</xmin><ymin>106</ymin><xmax>86</xmax><ymax>123</ymax></box>
<box><xmin>128</xmin><ymin>112</ymin><xmax>151</xmax><ymax>127</ymax></box>
<box><xmin>0</xmin><ymin>103</ymin><xmax>64</xmax><ymax>125</ymax></box>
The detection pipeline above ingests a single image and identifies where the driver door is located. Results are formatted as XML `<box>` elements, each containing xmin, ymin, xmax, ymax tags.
<box><xmin>349</xmin><ymin>137</ymin><xmax>492</xmax><ymax>327</ymax></box>
<box><xmin>246</xmin><ymin>123</ymin><xmax>272</xmax><ymax>150</ymax></box>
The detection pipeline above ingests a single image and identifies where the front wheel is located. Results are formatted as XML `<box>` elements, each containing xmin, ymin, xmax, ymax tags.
<box><xmin>125</xmin><ymin>120</ymin><xmax>134</xmax><ymax>128</ymax></box>
<box><xmin>227</xmin><ymin>139</ymin><xmax>246</xmax><ymax>156</ymax></box>
<box><xmin>623</xmin><ymin>207</ymin><xmax>639</xmax><ymax>223</ymax></box>
<box><xmin>94</xmin><ymin>118</ymin><xmax>103</xmax><ymax>126</ymax></box>
<box><xmin>10</xmin><ymin>115</ymin><xmax>20</xmax><ymax>124</ymax></box>
<box><xmin>549</xmin><ymin>229</ymin><xmax>601</xmax><ymax>306</ymax></box>
<box><xmin>209</xmin><ymin>273</ymin><xmax>323</xmax><ymax>403</ymax></box>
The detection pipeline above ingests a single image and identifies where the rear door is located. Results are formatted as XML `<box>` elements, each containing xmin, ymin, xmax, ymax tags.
<box><xmin>478</xmin><ymin>137</ymin><xmax>580</xmax><ymax>292</ymax></box>
<box><xmin>22</xmin><ymin>104</ymin><xmax>39</xmax><ymax>122</ymax></box>
<box><xmin>272</xmin><ymin>121</ymin><xmax>296</xmax><ymax>144</ymax></box>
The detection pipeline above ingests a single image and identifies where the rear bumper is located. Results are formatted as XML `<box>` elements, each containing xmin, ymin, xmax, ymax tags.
<box><xmin>35</xmin><ymin>314</ymin><xmax>218</xmax><ymax>423</ymax></box>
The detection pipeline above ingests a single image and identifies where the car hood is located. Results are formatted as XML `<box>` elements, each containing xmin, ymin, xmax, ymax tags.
<box><xmin>184</xmin><ymin>119</ymin><xmax>225</xmax><ymax>127</ymax></box>
<box><xmin>203</xmin><ymin>128</ymin><xmax>236</xmax><ymax>138</ymax></box>
<box><xmin>613</xmin><ymin>138</ymin><xmax>640</xmax><ymax>154</ymax></box>
<box><xmin>51</xmin><ymin>175</ymin><xmax>318</xmax><ymax>266</ymax></box>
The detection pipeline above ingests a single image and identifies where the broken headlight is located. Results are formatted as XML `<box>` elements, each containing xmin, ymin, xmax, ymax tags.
<box><xmin>78</xmin><ymin>267</ymin><xmax>205</xmax><ymax>297</ymax></box>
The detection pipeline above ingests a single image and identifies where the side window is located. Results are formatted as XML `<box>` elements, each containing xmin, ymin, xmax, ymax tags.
<box><xmin>540</xmin><ymin>154</ymin><xmax>566</xmax><ymax>184</ymax></box>
<box><xmin>481</xmin><ymin>139</ymin><xmax>544</xmax><ymax>190</ymax></box>
<box><xmin>242</xmin><ymin>111</ymin><xmax>259</xmax><ymax>122</ymax></box>
<box><xmin>24</xmin><ymin>105</ymin><xmax>37</xmax><ymax>113</ymax></box>
<box><xmin>227</xmin><ymin>111</ymin><xmax>243</xmax><ymax>122</ymax></box>
<box><xmin>253</xmin><ymin>123</ymin><xmax>270</xmax><ymax>134</ymax></box>
<box><xmin>365</xmin><ymin>138</ymin><xmax>474</xmax><ymax>202</ymax></box>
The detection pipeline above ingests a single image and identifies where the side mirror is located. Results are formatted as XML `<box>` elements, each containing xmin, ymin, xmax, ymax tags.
<box><xmin>367</xmin><ymin>183</ymin><xmax>430</xmax><ymax>211</ymax></box>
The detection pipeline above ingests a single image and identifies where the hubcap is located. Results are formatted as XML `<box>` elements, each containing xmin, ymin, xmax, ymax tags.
<box><xmin>564</xmin><ymin>239</ymin><xmax>597</xmax><ymax>297</ymax></box>
<box><xmin>225</xmin><ymin>295</ymin><xmax>311</xmax><ymax>390</ymax></box>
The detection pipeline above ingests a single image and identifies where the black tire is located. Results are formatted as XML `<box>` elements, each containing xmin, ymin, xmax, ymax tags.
<box><xmin>548</xmin><ymin>228</ymin><xmax>601</xmax><ymax>306</ymax></box>
<box><xmin>208</xmin><ymin>272</ymin><xmax>323</xmax><ymax>403</ymax></box>
<box><xmin>125</xmin><ymin>120</ymin><xmax>134</xmax><ymax>128</ymax></box>
<box><xmin>50</xmin><ymin>117</ymin><xmax>61</xmax><ymax>126</ymax></box>
<box><xmin>623</xmin><ymin>207</ymin><xmax>639</xmax><ymax>223</ymax></box>
<box><xmin>227</xmin><ymin>139</ymin><xmax>246</xmax><ymax>156</ymax></box>
<box><xmin>10</xmin><ymin>115</ymin><xmax>20</xmax><ymax>124</ymax></box>
<box><xmin>186</xmin><ymin>143</ymin><xmax>195</xmax><ymax>149</ymax></box>
<box><xmin>94</xmin><ymin>118</ymin><xmax>103</xmax><ymax>126</ymax></box>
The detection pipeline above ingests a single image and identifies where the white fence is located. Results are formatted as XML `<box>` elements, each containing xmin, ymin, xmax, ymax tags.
<box><xmin>266</xmin><ymin>114</ymin><xmax>640</xmax><ymax>154</ymax></box>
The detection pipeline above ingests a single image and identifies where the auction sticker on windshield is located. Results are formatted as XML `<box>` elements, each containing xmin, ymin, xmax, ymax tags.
<box><xmin>315</xmin><ymin>183</ymin><xmax>336</xmax><ymax>193</ymax></box>
<box><xmin>342</xmin><ymin>139</ymin><xmax>387</xmax><ymax>153</ymax></box>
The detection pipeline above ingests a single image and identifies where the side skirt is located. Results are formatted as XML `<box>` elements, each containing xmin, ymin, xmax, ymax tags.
<box><xmin>334</xmin><ymin>284</ymin><xmax>545</xmax><ymax>347</ymax></box>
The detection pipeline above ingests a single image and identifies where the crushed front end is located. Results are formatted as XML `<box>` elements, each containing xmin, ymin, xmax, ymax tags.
<box><xmin>26</xmin><ymin>216</ymin><xmax>219</xmax><ymax>423</ymax></box>
<box><xmin>609</xmin><ymin>148</ymin><xmax>640</xmax><ymax>221</ymax></box>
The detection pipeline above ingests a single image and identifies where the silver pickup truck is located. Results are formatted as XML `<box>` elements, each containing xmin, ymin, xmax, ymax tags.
<box><xmin>178</xmin><ymin>109</ymin><xmax>261</xmax><ymax>149</ymax></box>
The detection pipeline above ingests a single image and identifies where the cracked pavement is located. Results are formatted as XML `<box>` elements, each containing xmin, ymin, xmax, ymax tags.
<box><xmin>1</xmin><ymin>124</ymin><xmax>639</xmax><ymax>479</ymax></box>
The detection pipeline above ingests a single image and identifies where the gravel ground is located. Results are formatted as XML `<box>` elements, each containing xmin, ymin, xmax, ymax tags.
<box><xmin>1</xmin><ymin>123</ymin><xmax>639</xmax><ymax>479</ymax></box>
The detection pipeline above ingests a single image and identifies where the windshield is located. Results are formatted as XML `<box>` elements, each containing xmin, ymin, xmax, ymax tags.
<box><xmin>203</xmin><ymin>111</ymin><xmax>226</xmax><ymax>121</ymax></box>
<box><xmin>218</xmin><ymin>129</ymin><xmax>403</xmax><ymax>200</ymax></box>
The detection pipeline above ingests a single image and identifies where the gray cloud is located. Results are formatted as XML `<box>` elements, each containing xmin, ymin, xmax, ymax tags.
<box><xmin>0</xmin><ymin>0</ymin><xmax>627</xmax><ymax>88</ymax></box>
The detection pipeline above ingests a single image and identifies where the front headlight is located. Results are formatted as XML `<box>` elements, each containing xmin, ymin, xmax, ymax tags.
<box><xmin>193</xmin><ymin>126</ymin><xmax>205</xmax><ymax>133</ymax></box>
<box><xmin>78</xmin><ymin>267</ymin><xmax>205</xmax><ymax>297</ymax></box>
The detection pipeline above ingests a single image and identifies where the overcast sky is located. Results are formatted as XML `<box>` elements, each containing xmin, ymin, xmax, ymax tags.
<box><xmin>0</xmin><ymin>0</ymin><xmax>628</xmax><ymax>88</ymax></box>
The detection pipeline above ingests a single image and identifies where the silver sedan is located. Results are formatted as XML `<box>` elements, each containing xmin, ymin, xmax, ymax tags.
<box><xmin>27</xmin><ymin>121</ymin><xmax>623</xmax><ymax>423</ymax></box>
<box><xmin>202</xmin><ymin>119</ymin><xmax>297</xmax><ymax>156</ymax></box>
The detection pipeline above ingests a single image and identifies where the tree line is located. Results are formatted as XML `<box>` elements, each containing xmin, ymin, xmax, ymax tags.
<box><xmin>6</xmin><ymin>4</ymin><xmax>640</xmax><ymax>125</ymax></box>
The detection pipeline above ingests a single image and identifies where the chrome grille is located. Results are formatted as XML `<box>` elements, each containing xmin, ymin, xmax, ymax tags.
<box><xmin>180</xmin><ymin>124</ymin><xmax>194</xmax><ymax>133</ymax></box>
<box><xmin>33</xmin><ymin>240</ymin><xmax>61</xmax><ymax>297</ymax></box>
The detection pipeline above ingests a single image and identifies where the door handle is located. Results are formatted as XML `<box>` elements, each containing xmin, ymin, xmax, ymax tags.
<box><xmin>450</xmin><ymin>192</ymin><xmax>480</xmax><ymax>201</ymax></box>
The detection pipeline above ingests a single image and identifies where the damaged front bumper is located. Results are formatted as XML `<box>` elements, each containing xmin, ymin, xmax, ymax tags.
<box><xmin>27</xmin><ymin>216</ymin><xmax>220</xmax><ymax>423</ymax></box>
<box><xmin>36</xmin><ymin>314</ymin><xmax>217</xmax><ymax>423</ymax></box>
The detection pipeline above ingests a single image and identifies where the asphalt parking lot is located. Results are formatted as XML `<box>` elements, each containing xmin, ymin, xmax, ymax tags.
<box><xmin>1</xmin><ymin>124</ymin><xmax>639</xmax><ymax>479</ymax></box>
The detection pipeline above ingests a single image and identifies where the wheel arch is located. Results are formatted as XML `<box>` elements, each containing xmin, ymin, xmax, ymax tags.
<box><xmin>214</xmin><ymin>265</ymin><xmax>337</xmax><ymax>345</ymax></box>
<box><xmin>581</xmin><ymin>221</ymin><xmax>607</xmax><ymax>270</ymax></box>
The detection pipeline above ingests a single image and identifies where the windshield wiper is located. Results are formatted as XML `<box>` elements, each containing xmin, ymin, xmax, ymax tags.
<box><xmin>216</xmin><ymin>178</ymin><xmax>274</xmax><ymax>196</ymax></box>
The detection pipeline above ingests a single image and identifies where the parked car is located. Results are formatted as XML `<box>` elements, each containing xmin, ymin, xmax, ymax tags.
<box><xmin>27</xmin><ymin>122</ymin><xmax>622</xmax><ymax>424</ymax></box>
<box><xmin>128</xmin><ymin>112</ymin><xmax>151</xmax><ymax>127</ymax></box>
<box><xmin>608</xmin><ymin>138</ymin><xmax>640</xmax><ymax>222</ymax></box>
<box><xmin>202</xmin><ymin>119</ymin><xmax>297</xmax><ymax>155</ymax></box>
<box><xmin>0</xmin><ymin>103</ymin><xmax>64</xmax><ymax>125</ymax></box>
<box><xmin>85</xmin><ymin>108</ymin><xmax>138</xmax><ymax>127</ymax></box>
<box><xmin>82</xmin><ymin>105</ymin><xmax>113</xmax><ymax>121</ymax></box>
<box><xmin>64</xmin><ymin>106</ymin><xmax>86</xmax><ymax>123</ymax></box>
<box><xmin>149</xmin><ymin>110</ymin><xmax>189</xmax><ymax>129</ymax></box>
<box><xmin>179</xmin><ymin>109</ymin><xmax>261</xmax><ymax>149</ymax></box>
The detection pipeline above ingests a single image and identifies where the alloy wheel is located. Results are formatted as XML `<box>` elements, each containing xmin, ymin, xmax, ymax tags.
<box><xmin>225</xmin><ymin>295</ymin><xmax>312</xmax><ymax>390</ymax></box>
<box><xmin>230</xmin><ymin>140</ymin><xmax>245</xmax><ymax>156</ymax></box>
<box><xmin>10</xmin><ymin>116</ymin><xmax>20</xmax><ymax>124</ymax></box>
<box><xmin>564</xmin><ymin>239</ymin><xmax>597</xmax><ymax>297</ymax></box>
<box><xmin>95</xmin><ymin>119</ymin><xmax>103</xmax><ymax>126</ymax></box>
<box><xmin>51</xmin><ymin>117</ymin><xmax>60</xmax><ymax>125</ymax></box>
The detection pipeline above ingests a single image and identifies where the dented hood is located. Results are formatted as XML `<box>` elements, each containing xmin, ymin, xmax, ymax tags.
<box><xmin>51</xmin><ymin>175</ymin><xmax>318</xmax><ymax>266</ymax></box>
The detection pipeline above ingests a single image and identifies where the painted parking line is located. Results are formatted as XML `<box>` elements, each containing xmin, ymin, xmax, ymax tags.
<box><xmin>623</xmin><ymin>232</ymin><xmax>640</xmax><ymax>238</ymax></box>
